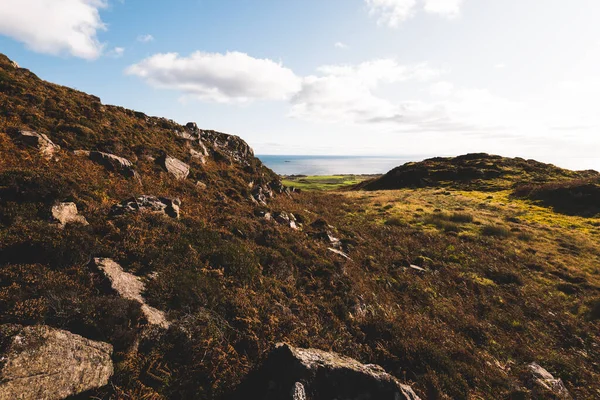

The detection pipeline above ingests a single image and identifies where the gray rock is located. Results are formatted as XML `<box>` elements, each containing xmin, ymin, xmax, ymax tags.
<box><xmin>274</xmin><ymin>212</ymin><xmax>298</xmax><ymax>230</ymax></box>
<box><xmin>186</xmin><ymin>122</ymin><xmax>199</xmax><ymax>132</ymax></box>
<box><xmin>526</xmin><ymin>363</ymin><xmax>572</xmax><ymax>399</ymax></box>
<box><xmin>190</xmin><ymin>148</ymin><xmax>207</xmax><ymax>164</ymax></box>
<box><xmin>0</xmin><ymin>324</ymin><xmax>113</xmax><ymax>400</ymax></box>
<box><xmin>110</xmin><ymin>195</ymin><xmax>181</xmax><ymax>219</ymax></box>
<box><xmin>196</xmin><ymin>181</ymin><xmax>208</xmax><ymax>190</ymax></box>
<box><xmin>76</xmin><ymin>150</ymin><xmax>137</xmax><ymax>178</ymax></box>
<box><xmin>12</xmin><ymin>130</ymin><xmax>59</xmax><ymax>159</ymax></box>
<box><xmin>51</xmin><ymin>202</ymin><xmax>89</xmax><ymax>228</ymax></box>
<box><xmin>328</xmin><ymin>248</ymin><xmax>352</xmax><ymax>261</ymax></box>
<box><xmin>200</xmin><ymin>130</ymin><xmax>254</xmax><ymax>165</ymax></box>
<box><xmin>175</xmin><ymin>130</ymin><xmax>196</xmax><ymax>141</ymax></box>
<box><xmin>158</xmin><ymin>155</ymin><xmax>190</xmax><ymax>180</ymax></box>
<box><xmin>92</xmin><ymin>258</ymin><xmax>169</xmax><ymax>328</ymax></box>
<box><xmin>9</xmin><ymin>60</ymin><xmax>19</xmax><ymax>68</ymax></box>
<box><xmin>233</xmin><ymin>343</ymin><xmax>420</xmax><ymax>400</ymax></box>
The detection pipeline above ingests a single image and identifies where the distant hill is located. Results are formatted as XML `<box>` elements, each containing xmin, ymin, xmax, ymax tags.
<box><xmin>356</xmin><ymin>153</ymin><xmax>599</xmax><ymax>191</ymax></box>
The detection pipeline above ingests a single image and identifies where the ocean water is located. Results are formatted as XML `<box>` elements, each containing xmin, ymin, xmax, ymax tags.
<box><xmin>257</xmin><ymin>155</ymin><xmax>424</xmax><ymax>176</ymax></box>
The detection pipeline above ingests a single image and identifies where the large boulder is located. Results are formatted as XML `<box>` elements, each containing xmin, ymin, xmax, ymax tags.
<box><xmin>92</xmin><ymin>258</ymin><xmax>169</xmax><ymax>328</ymax></box>
<box><xmin>201</xmin><ymin>130</ymin><xmax>254</xmax><ymax>165</ymax></box>
<box><xmin>526</xmin><ymin>363</ymin><xmax>572</xmax><ymax>399</ymax></box>
<box><xmin>51</xmin><ymin>202</ymin><xmax>89</xmax><ymax>228</ymax></box>
<box><xmin>0</xmin><ymin>324</ymin><xmax>113</xmax><ymax>400</ymax></box>
<box><xmin>12</xmin><ymin>130</ymin><xmax>59</xmax><ymax>159</ymax></box>
<box><xmin>232</xmin><ymin>343</ymin><xmax>420</xmax><ymax>400</ymax></box>
<box><xmin>109</xmin><ymin>195</ymin><xmax>181</xmax><ymax>219</ymax></box>
<box><xmin>75</xmin><ymin>150</ymin><xmax>137</xmax><ymax>178</ymax></box>
<box><xmin>157</xmin><ymin>155</ymin><xmax>190</xmax><ymax>180</ymax></box>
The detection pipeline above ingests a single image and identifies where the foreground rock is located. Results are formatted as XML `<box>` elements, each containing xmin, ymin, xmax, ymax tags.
<box><xmin>51</xmin><ymin>202</ymin><xmax>89</xmax><ymax>228</ymax></box>
<box><xmin>75</xmin><ymin>150</ymin><xmax>137</xmax><ymax>178</ymax></box>
<box><xmin>526</xmin><ymin>363</ymin><xmax>572</xmax><ymax>399</ymax></box>
<box><xmin>0</xmin><ymin>324</ymin><xmax>113</xmax><ymax>400</ymax></box>
<box><xmin>12</xmin><ymin>130</ymin><xmax>59</xmax><ymax>159</ymax></box>
<box><xmin>110</xmin><ymin>195</ymin><xmax>181</xmax><ymax>219</ymax></box>
<box><xmin>232</xmin><ymin>343</ymin><xmax>420</xmax><ymax>400</ymax></box>
<box><xmin>92</xmin><ymin>258</ymin><xmax>169</xmax><ymax>328</ymax></box>
<box><xmin>157</xmin><ymin>154</ymin><xmax>190</xmax><ymax>180</ymax></box>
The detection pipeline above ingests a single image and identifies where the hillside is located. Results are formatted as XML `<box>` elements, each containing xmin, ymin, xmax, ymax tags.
<box><xmin>1</xmin><ymin>53</ymin><xmax>599</xmax><ymax>400</ymax></box>
<box><xmin>357</xmin><ymin>153</ymin><xmax>599</xmax><ymax>192</ymax></box>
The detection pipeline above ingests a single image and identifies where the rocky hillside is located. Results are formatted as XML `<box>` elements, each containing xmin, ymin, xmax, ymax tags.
<box><xmin>357</xmin><ymin>153</ymin><xmax>599</xmax><ymax>191</ymax></box>
<box><xmin>1</xmin><ymin>53</ymin><xmax>599</xmax><ymax>400</ymax></box>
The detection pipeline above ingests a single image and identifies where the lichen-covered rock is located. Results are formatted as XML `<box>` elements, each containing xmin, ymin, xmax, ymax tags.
<box><xmin>92</xmin><ymin>258</ymin><xmax>169</xmax><ymax>328</ymax></box>
<box><xmin>201</xmin><ymin>130</ymin><xmax>254</xmax><ymax>165</ymax></box>
<box><xmin>0</xmin><ymin>324</ymin><xmax>113</xmax><ymax>400</ymax></box>
<box><xmin>12</xmin><ymin>130</ymin><xmax>59</xmax><ymax>159</ymax></box>
<box><xmin>158</xmin><ymin>155</ymin><xmax>190</xmax><ymax>180</ymax></box>
<box><xmin>51</xmin><ymin>202</ymin><xmax>89</xmax><ymax>228</ymax></box>
<box><xmin>76</xmin><ymin>150</ymin><xmax>137</xmax><ymax>178</ymax></box>
<box><xmin>232</xmin><ymin>343</ymin><xmax>420</xmax><ymax>400</ymax></box>
<box><xmin>526</xmin><ymin>363</ymin><xmax>572</xmax><ymax>399</ymax></box>
<box><xmin>109</xmin><ymin>195</ymin><xmax>181</xmax><ymax>219</ymax></box>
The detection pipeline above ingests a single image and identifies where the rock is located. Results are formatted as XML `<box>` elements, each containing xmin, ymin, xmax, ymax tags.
<box><xmin>201</xmin><ymin>130</ymin><xmax>254</xmax><ymax>165</ymax></box>
<box><xmin>232</xmin><ymin>343</ymin><xmax>420</xmax><ymax>400</ymax></box>
<box><xmin>328</xmin><ymin>248</ymin><xmax>352</xmax><ymax>261</ymax></box>
<box><xmin>252</xmin><ymin>185</ymin><xmax>274</xmax><ymax>205</ymax></box>
<box><xmin>9</xmin><ymin>60</ymin><xmax>19</xmax><ymax>68</ymax></box>
<box><xmin>92</xmin><ymin>258</ymin><xmax>169</xmax><ymax>328</ymax></box>
<box><xmin>310</xmin><ymin>219</ymin><xmax>341</xmax><ymax>248</ymax></box>
<box><xmin>526</xmin><ymin>363</ymin><xmax>572</xmax><ymax>399</ymax></box>
<box><xmin>186</xmin><ymin>122</ymin><xmax>199</xmax><ymax>132</ymax></box>
<box><xmin>157</xmin><ymin>155</ymin><xmax>190</xmax><ymax>180</ymax></box>
<box><xmin>110</xmin><ymin>195</ymin><xmax>181</xmax><ymax>219</ymax></box>
<box><xmin>190</xmin><ymin>148</ymin><xmax>207</xmax><ymax>164</ymax></box>
<box><xmin>12</xmin><ymin>130</ymin><xmax>59</xmax><ymax>159</ymax></box>
<box><xmin>0</xmin><ymin>324</ymin><xmax>113</xmax><ymax>400</ymax></box>
<box><xmin>274</xmin><ymin>212</ymin><xmax>298</xmax><ymax>230</ymax></box>
<box><xmin>76</xmin><ymin>150</ymin><xmax>137</xmax><ymax>178</ymax></box>
<box><xmin>51</xmin><ymin>202</ymin><xmax>89</xmax><ymax>228</ymax></box>
<box><xmin>175</xmin><ymin>130</ymin><xmax>196</xmax><ymax>141</ymax></box>
<box><xmin>196</xmin><ymin>181</ymin><xmax>208</xmax><ymax>190</ymax></box>
<box><xmin>408</xmin><ymin>265</ymin><xmax>426</xmax><ymax>272</ymax></box>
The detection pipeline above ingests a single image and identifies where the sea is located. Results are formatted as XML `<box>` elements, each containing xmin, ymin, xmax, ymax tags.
<box><xmin>257</xmin><ymin>155</ymin><xmax>426</xmax><ymax>176</ymax></box>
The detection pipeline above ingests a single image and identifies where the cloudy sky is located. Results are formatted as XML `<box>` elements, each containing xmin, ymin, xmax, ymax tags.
<box><xmin>1</xmin><ymin>0</ymin><xmax>600</xmax><ymax>169</ymax></box>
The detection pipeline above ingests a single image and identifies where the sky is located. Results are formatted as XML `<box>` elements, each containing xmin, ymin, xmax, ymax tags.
<box><xmin>1</xmin><ymin>0</ymin><xmax>600</xmax><ymax>170</ymax></box>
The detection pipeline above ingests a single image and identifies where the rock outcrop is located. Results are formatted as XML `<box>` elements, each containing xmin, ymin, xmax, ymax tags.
<box><xmin>274</xmin><ymin>212</ymin><xmax>298</xmax><ymax>230</ymax></box>
<box><xmin>201</xmin><ymin>130</ymin><xmax>254</xmax><ymax>165</ymax></box>
<box><xmin>75</xmin><ymin>150</ymin><xmax>137</xmax><ymax>178</ymax></box>
<box><xmin>11</xmin><ymin>130</ymin><xmax>59</xmax><ymax>159</ymax></box>
<box><xmin>526</xmin><ymin>362</ymin><xmax>572</xmax><ymax>399</ymax></box>
<box><xmin>157</xmin><ymin>155</ymin><xmax>190</xmax><ymax>180</ymax></box>
<box><xmin>51</xmin><ymin>202</ymin><xmax>89</xmax><ymax>228</ymax></box>
<box><xmin>92</xmin><ymin>258</ymin><xmax>169</xmax><ymax>328</ymax></box>
<box><xmin>232</xmin><ymin>343</ymin><xmax>420</xmax><ymax>400</ymax></box>
<box><xmin>0</xmin><ymin>324</ymin><xmax>113</xmax><ymax>400</ymax></box>
<box><xmin>109</xmin><ymin>195</ymin><xmax>181</xmax><ymax>219</ymax></box>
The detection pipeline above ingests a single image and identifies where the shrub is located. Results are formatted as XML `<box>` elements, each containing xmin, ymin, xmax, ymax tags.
<box><xmin>481</xmin><ymin>225</ymin><xmax>512</xmax><ymax>238</ymax></box>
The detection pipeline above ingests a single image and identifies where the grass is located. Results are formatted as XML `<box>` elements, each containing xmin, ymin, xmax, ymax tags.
<box><xmin>281</xmin><ymin>175</ymin><xmax>377</xmax><ymax>191</ymax></box>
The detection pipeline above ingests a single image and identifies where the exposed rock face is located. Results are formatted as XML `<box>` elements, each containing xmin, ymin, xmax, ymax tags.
<box><xmin>0</xmin><ymin>324</ymin><xmax>113</xmax><ymax>400</ymax></box>
<box><xmin>190</xmin><ymin>148</ymin><xmax>207</xmax><ymax>164</ymax></box>
<box><xmin>76</xmin><ymin>150</ymin><xmax>137</xmax><ymax>178</ymax></box>
<box><xmin>51</xmin><ymin>202</ymin><xmax>89</xmax><ymax>228</ymax></box>
<box><xmin>92</xmin><ymin>258</ymin><xmax>169</xmax><ymax>328</ymax></box>
<box><xmin>12</xmin><ymin>130</ymin><xmax>59</xmax><ymax>159</ymax></box>
<box><xmin>110</xmin><ymin>195</ymin><xmax>181</xmax><ymax>219</ymax></box>
<box><xmin>201</xmin><ymin>130</ymin><xmax>254</xmax><ymax>165</ymax></box>
<box><xmin>233</xmin><ymin>343</ymin><xmax>420</xmax><ymax>400</ymax></box>
<box><xmin>526</xmin><ymin>363</ymin><xmax>572</xmax><ymax>399</ymax></box>
<box><xmin>158</xmin><ymin>155</ymin><xmax>190</xmax><ymax>180</ymax></box>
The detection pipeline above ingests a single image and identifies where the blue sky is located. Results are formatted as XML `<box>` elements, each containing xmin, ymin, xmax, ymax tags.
<box><xmin>1</xmin><ymin>0</ymin><xmax>600</xmax><ymax>170</ymax></box>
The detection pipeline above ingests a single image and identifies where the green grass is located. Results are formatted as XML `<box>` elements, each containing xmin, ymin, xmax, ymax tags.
<box><xmin>282</xmin><ymin>174</ymin><xmax>377</xmax><ymax>191</ymax></box>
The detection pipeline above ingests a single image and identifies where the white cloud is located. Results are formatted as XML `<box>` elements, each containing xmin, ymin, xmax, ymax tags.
<box><xmin>423</xmin><ymin>0</ymin><xmax>464</xmax><ymax>18</ymax></box>
<box><xmin>366</xmin><ymin>0</ymin><xmax>417</xmax><ymax>27</ymax></box>
<box><xmin>335</xmin><ymin>42</ymin><xmax>349</xmax><ymax>49</ymax></box>
<box><xmin>137</xmin><ymin>34</ymin><xmax>154</xmax><ymax>43</ymax></box>
<box><xmin>365</xmin><ymin>0</ymin><xmax>466</xmax><ymax>27</ymax></box>
<box><xmin>125</xmin><ymin>51</ymin><xmax>302</xmax><ymax>103</ymax></box>
<box><xmin>106</xmin><ymin>47</ymin><xmax>125</xmax><ymax>58</ymax></box>
<box><xmin>0</xmin><ymin>0</ymin><xmax>107</xmax><ymax>59</ymax></box>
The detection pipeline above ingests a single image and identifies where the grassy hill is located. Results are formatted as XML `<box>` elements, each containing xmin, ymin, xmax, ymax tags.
<box><xmin>1</xmin><ymin>54</ymin><xmax>599</xmax><ymax>399</ymax></box>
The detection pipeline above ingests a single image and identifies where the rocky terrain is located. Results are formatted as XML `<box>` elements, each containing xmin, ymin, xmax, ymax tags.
<box><xmin>0</xmin><ymin>53</ymin><xmax>599</xmax><ymax>399</ymax></box>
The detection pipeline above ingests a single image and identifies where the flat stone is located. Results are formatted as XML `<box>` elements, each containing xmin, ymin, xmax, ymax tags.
<box><xmin>0</xmin><ymin>324</ymin><xmax>113</xmax><ymax>400</ymax></box>
<box><xmin>12</xmin><ymin>130</ymin><xmax>59</xmax><ymax>159</ymax></box>
<box><xmin>158</xmin><ymin>155</ymin><xmax>190</xmax><ymax>180</ymax></box>
<box><xmin>109</xmin><ymin>195</ymin><xmax>181</xmax><ymax>219</ymax></box>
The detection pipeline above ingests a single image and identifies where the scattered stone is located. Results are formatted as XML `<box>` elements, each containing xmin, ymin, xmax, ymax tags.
<box><xmin>76</xmin><ymin>150</ymin><xmax>137</xmax><ymax>178</ymax></box>
<box><xmin>328</xmin><ymin>247</ymin><xmax>352</xmax><ymax>261</ymax></box>
<box><xmin>408</xmin><ymin>265</ymin><xmax>426</xmax><ymax>272</ymax></box>
<box><xmin>526</xmin><ymin>363</ymin><xmax>572</xmax><ymax>399</ymax></box>
<box><xmin>0</xmin><ymin>324</ymin><xmax>113</xmax><ymax>400</ymax></box>
<box><xmin>110</xmin><ymin>195</ymin><xmax>181</xmax><ymax>219</ymax></box>
<box><xmin>196</xmin><ymin>181</ymin><xmax>208</xmax><ymax>190</ymax></box>
<box><xmin>157</xmin><ymin>155</ymin><xmax>190</xmax><ymax>180</ymax></box>
<box><xmin>232</xmin><ymin>343</ymin><xmax>420</xmax><ymax>400</ymax></box>
<box><xmin>92</xmin><ymin>258</ymin><xmax>169</xmax><ymax>328</ymax></box>
<box><xmin>274</xmin><ymin>212</ymin><xmax>298</xmax><ymax>230</ymax></box>
<box><xmin>190</xmin><ymin>148</ymin><xmax>207</xmax><ymax>164</ymax></box>
<box><xmin>51</xmin><ymin>202</ymin><xmax>89</xmax><ymax>228</ymax></box>
<box><xmin>12</xmin><ymin>130</ymin><xmax>59</xmax><ymax>159</ymax></box>
<box><xmin>310</xmin><ymin>219</ymin><xmax>341</xmax><ymax>248</ymax></box>
<box><xmin>252</xmin><ymin>185</ymin><xmax>274</xmax><ymax>205</ymax></box>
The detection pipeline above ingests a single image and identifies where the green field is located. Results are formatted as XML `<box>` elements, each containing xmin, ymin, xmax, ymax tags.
<box><xmin>282</xmin><ymin>174</ymin><xmax>379</xmax><ymax>191</ymax></box>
